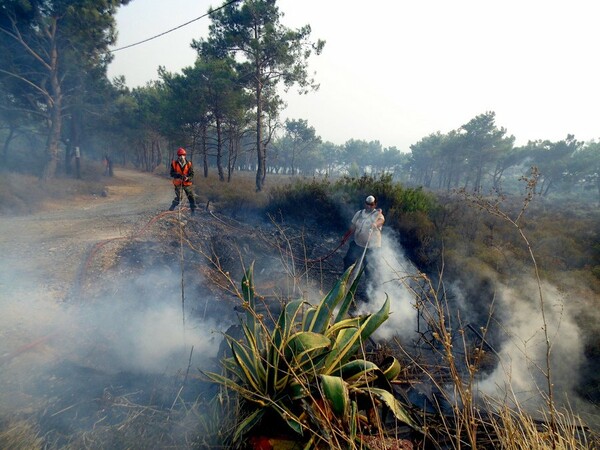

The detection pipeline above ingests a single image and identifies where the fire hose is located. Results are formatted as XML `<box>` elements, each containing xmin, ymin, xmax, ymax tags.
<box><xmin>347</xmin><ymin>227</ymin><xmax>373</xmax><ymax>288</ymax></box>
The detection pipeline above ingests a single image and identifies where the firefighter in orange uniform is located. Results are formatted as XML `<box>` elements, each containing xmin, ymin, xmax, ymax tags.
<box><xmin>168</xmin><ymin>147</ymin><xmax>196</xmax><ymax>215</ymax></box>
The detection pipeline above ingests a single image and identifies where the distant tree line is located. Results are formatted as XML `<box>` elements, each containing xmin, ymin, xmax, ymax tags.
<box><xmin>1</xmin><ymin>1</ymin><xmax>599</xmax><ymax>201</ymax></box>
<box><xmin>405</xmin><ymin>111</ymin><xmax>600</xmax><ymax>200</ymax></box>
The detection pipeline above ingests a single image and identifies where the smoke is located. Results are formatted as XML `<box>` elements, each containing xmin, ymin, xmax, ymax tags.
<box><xmin>70</xmin><ymin>295</ymin><xmax>226</xmax><ymax>374</ymax></box>
<box><xmin>342</xmin><ymin>230</ymin><xmax>590</xmax><ymax>417</ymax></box>
<box><xmin>357</xmin><ymin>231</ymin><xmax>419</xmax><ymax>341</ymax></box>
<box><xmin>0</xmin><ymin>263</ymin><xmax>234</xmax><ymax>419</ymax></box>
<box><xmin>49</xmin><ymin>266</ymin><xmax>232</xmax><ymax>375</ymax></box>
<box><xmin>477</xmin><ymin>278</ymin><xmax>585</xmax><ymax>412</ymax></box>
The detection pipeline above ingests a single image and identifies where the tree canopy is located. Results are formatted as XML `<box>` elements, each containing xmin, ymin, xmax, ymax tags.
<box><xmin>195</xmin><ymin>0</ymin><xmax>324</xmax><ymax>191</ymax></box>
<box><xmin>0</xmin><ymin>0</ymin><xmax>599</xmax><ymax>205</ymax></box>
<box><xmin>0</xmin><ymin>0</ymin><xmax>129</xmax><ymax>178</ymax></box>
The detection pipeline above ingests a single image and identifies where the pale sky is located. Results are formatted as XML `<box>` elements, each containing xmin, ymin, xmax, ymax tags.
<box><xmin>107</xmin><ymin>0</ymin><xmax>600</xmax><ymax>152</ymax></box>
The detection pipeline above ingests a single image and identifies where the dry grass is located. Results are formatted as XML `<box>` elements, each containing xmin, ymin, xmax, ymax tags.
<box><xmin>0</xmin><ymin>420</ymin><xmax>43</xmax><ymax>450</ymax></box>
<box><xmin>0</xmin><ymin>162</ymin><xmax>109</xmax><ymax>215</ymax></box>
<box><xmin>486</xmin><ymin>402</ymin><xmax>596</xmax><ymax>450</ymax></box>
<box><xmin>189</xmin><ymin>170</ymin><xmax>300</xmax><ymax>212</ymax></box>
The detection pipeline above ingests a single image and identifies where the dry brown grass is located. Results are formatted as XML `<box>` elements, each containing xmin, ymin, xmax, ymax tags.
<box><xmin>189</xmin><ymin>170</ymin><xmax>300</xmax><ymax>212</ymax></box>
<box><xmin>0</xmin><ymin>420</ymin><xmax>43</xmax><ymax>450</ymax></box>
<box><xmin>486</xmin><ymin>402</ymin><xmax>596</xmax><ymax>450</ymax></box>
<box><xmin>0</xmin><ymin>161</ymin><xmax>110</xmax><ymax>215</ymax></box>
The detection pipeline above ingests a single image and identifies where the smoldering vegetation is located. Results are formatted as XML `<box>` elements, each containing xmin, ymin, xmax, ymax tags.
<box><xmin>263</xmin><ymin>176</ymin><xmax>600</xmax><ymax>436</ymax></box>
<box><xmin>0</xmin><ymin>257</ymin><xmax>231</xmax><ymax>448</ymax></box>
<box><xmin>343</xmin><ymin>230</ymin><xmax>597</xmax><ymax>425</ymax></box>
<box><xmin>0</xmin><ymin>202</ymin><xmax>349</xmax><ymax>448</ymax></box>
<box><xmin>1</xmin><ymin>171</ymin><xmax>599</xmax><ymax>448</ymax></box>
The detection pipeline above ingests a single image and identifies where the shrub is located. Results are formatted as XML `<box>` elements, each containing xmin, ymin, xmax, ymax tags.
<box><xmin>203</xmin><ymin>264</ymin><xmax>419</xmax><ymax>447</ymax></box>
<box><xmin>266</xmin><ymin>178</ymin><xmax>346</xmax><ymax>229</ymax></box>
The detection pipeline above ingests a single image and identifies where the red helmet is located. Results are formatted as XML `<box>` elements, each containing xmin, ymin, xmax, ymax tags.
<box><xmin>177</xmin><ymin>147</ymin><xmax>187</xmax><ymax>156</ymax></box>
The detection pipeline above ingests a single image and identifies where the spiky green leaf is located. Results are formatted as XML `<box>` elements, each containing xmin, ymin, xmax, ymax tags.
<box><xmin>267</xmin><ymin>300</ymin><xmax>305</xmax><ymax>391</ymax></box>
<box><xmin>364</xmin><ymin>387</ymin><xmax>420</xmax><ymax>430</ymax></box>
<box><xmin>302</xmin><ymin>307</ymin><xmax>316</xmax><ymax>331</ymax></box>
<box><xmin>201</xmin><ymin>370</ymin><xmax>268</xmax><ymax>406</ymax></box>
<box><xmin>323</xmin><ymin>296</ymin><xmax>390</xmax><ymax>372</ymax></box>
<box><xmin>380</xmin><ymin>356</ymin><xmax>402</xmax><ymax>381</ymax></box>
<box><xmin>334</xmin><ymin>266</ymin><xmax>363</xmax><ymax>322</ymax></box>
<box><xmin>338</xmin><ymin>359</ymin><xmax>379</xmax><ymax>383</ymax></box>
<box><xmin>241</xmin><ymin>263</ymin><xmax>255</xmax><ymax>306</ymax></box>
<box><xmin>284</xmin><ymin>331</ymin><xmax>331</xmax><ymax>362</ymax></box>
<box><xmin>272</xmin><ymin>300</ymin><xmax>305</xmax><ymax>349</ymax></box>
<box><xmin>241</xmin><ymin>263</ymin><xmax>261</xmax><ymax>349</ymax></box>
<box><xmin>230</xmin><ymin>338</ymin><xmax>264</xmax><ymax>393</ymax></box>
<box><xmin>288</xmin><ymin>380</ymin><xmax>309</xmax><ymax>400</ymax></box>
<box><xmin>306</xmin><ymin>266</ymin><xmax>352</xmax><ymax>333</ymax></box>
<box><xmin>323</xmin><ymin>326</ymin><xmax>361</xmax><ymax>373</ymax></box>
<box><xmin>319</xmin><ymin>374</ymin><xmax>350</xmax><ymax>417</ymax></box>
<box><xmin>325</xmin><ymin>317</ymin><xmax>362</xmax><ymax>338</ymax></box>
<box><xmin>233</xmin><ymin>409</ymin><xmax>264</xmax><ymax>444</ymax></box>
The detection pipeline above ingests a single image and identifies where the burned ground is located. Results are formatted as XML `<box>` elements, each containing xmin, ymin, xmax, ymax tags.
<box><xmin>1</xmin><ymin>169</ymin><xmax>598</xmax><ymax>448</ymax></box>
<box><xmin>0</xmin><ymin>170</ymin><xmax>356</xmax><ymax>448</ymax></box>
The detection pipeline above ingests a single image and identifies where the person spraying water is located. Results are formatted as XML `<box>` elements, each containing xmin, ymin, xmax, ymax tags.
<box><xmin>341</xmin><ymin>195</ymin><xmax>385</xmax><ymax>281</ymax></box>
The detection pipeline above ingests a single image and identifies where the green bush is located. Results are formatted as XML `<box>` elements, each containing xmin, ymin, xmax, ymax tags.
<box><xmin>333</xmin><ymin>174</ymin><xmax>437</xmax><ymax>214</ymax></box>
<box><xmin>266</xmin><ymin>178</ymin><xmax>346</xmax><ymax>228</ymax></box>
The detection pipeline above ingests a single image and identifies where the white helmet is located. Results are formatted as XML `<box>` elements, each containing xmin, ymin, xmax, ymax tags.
<box><xmin>365</xmin><ymin>195</ymin><xmax>376</xmax><ymax>205</ymax></box>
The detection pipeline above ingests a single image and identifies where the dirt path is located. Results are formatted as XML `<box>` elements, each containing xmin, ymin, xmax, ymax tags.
<box><xmin>0</xmin><ymin>169</ymin><xmax>340</xmax><ymax>436</ymax></box>
<box><xmin>0</xmin><ymin>169</ymin><xmax>173</xmax><ymax>304</ymax></box>
<box><xmin>0</xmin><ymin>169</ymin><xmax>176</xmax><ymax>416</ymax></box>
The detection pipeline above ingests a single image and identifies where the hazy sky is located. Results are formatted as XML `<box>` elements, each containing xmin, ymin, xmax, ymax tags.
<box><xmin>107</xmin><ymin>0</ymin><xmax>600</xmax><ymax>151</ymax></box>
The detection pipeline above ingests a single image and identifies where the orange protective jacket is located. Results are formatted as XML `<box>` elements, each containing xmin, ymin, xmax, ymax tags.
<box><xmin>171</xmin><ymin>160</ymin><xmax>193</xmax><ymax>187</ymax></box>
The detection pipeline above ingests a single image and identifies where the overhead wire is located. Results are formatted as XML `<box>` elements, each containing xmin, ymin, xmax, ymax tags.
<box><xmin>109</xmin><ymin>0</ymin><xmax>241</xmax><ymax>53</ymax></box>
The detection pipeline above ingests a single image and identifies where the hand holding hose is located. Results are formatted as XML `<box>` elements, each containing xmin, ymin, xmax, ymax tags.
<box><xmin>341</xmin><ymin>229</ymin><xmax>353</xmax><ymax>245</ymax></box>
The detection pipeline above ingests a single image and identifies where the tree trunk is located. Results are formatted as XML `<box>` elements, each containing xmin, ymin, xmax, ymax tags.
<box><xmin>66</xmin><ymin>107</ymin><xmax>82</xmax><ymax>176</ymax></box>
<box><xmin>155</xmin><ymin>140</ymin><xmax>162</xmax><ymax>171</ymax></box>
<box><xmin>2</xmin><ymin>126</ymin><xmax>15</xmax><ymax>165</ymax></box>
<box><xmin>41</xmin><ymin>25</ymin><xmax>62</xmax><ymax>181</ymax></box>
<box><xmin>42</xmin><ymin>101</ymin><xmax>62</xmax><ymax>180</ymax></box>
<box><xmin>216</xmin><ymin>117</ymin><xmax>224</xmax><ymax>181</ymax></box>
<box><xmin>227</xmin><ymin>127</ymin><xmax>238</xmax><ymax>183</ymax></box>
<box><xmin>202</xmin><ymin>124</ymin><xmax>208</xmax><ymax>177</ymax></box>
<box><xmin>291</xmin><ymin>148</ymin><xmax>296</xmax><ymax>176</ymax></box>
<box><xmin>255</xmin><ymin>115</ymin><xmax>264</xmax><ymax>190</ymax></box>
<box><xmin>255</xmin><ymin>75</ymin><xmax>265</xmax><ymax>191</ymax></box>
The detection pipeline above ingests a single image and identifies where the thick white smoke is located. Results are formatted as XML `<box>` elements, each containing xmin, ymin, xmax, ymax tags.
<box><xmin>477</xmin><ymin>278</ymin><xmax>584</xmax><ymax>412</ymax></box>
<box><xmin>71</xmin><ymin>296</ymin><xmax>226</xmax><ymax>374</ymax></box>
<box><xmin>357</xmin><ymin>231</ymin><xmax>419</xmax><ymax>341</ymax></box>
<box><xmin>0</xmin><ymin>263</ymin><xmax>232</xmax><ymax>405</ymax></box>
<box><xmin>344</xmin><ymin>231</ymin><xmax>589</xmax><ymax>418</ymax></box>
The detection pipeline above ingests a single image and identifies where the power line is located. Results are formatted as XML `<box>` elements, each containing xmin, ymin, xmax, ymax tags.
<box><xmin>109</xmin><ymin>0</ymin><xmax>240</xmax><ymax>53</ymax></box>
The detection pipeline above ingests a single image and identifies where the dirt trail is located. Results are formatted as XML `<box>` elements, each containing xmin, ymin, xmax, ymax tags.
<box><xmin>0</xmin><ymin>169</ymin><xmax>340</xmax><ymax>429</ymax></box>
<box><xmin>0</xmin><ymin>169</ymin><xmax>176</xmax><ymax>415</ymax></box>
<box><xmin>0</xmin><ymin>169</ymin><xmax>173</xmax><ymax>304</ymax></box>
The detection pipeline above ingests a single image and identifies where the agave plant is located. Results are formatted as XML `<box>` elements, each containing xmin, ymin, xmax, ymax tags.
<box><xmin>203</xmin><ymin>263</ymin><xmax>419</xmax><ymax>448</ymax></box>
